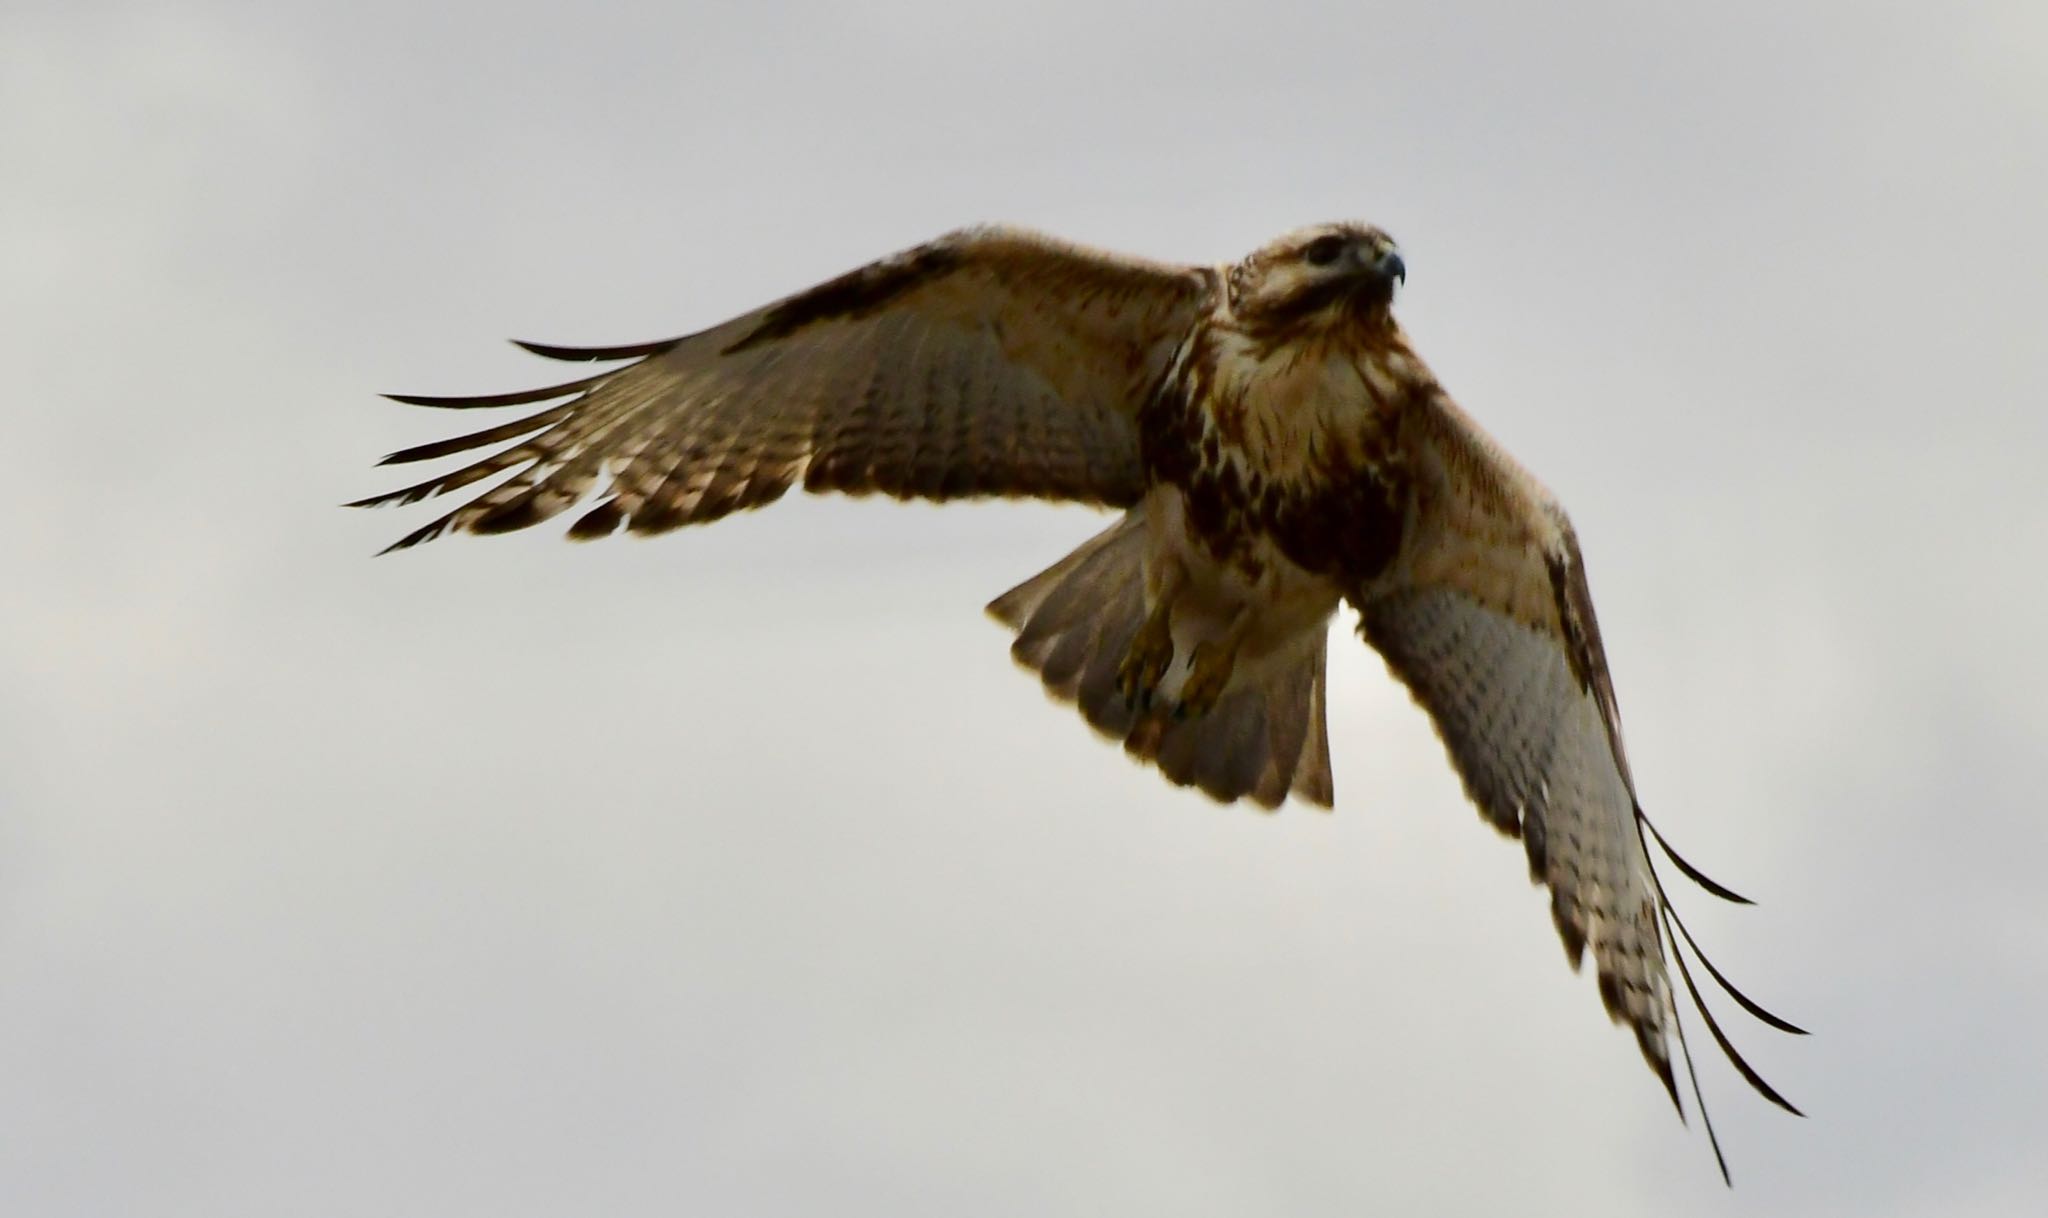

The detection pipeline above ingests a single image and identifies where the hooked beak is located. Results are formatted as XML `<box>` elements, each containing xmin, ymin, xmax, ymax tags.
<box><xmin>1343</xmin><ymin>244</ymin><xmax>1405</xmax><ymax>314</ymax></box>
<box><xmin>1375</xmin><ymin>248</ymin><xmax>1406</xmax><ymax>287</ymax></box>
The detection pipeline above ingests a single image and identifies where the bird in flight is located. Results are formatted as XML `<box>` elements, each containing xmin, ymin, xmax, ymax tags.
<box><xmin>355</xmin><ymin>222</ymin><xmax>1802</xmax><ymax>1178</ymax></box>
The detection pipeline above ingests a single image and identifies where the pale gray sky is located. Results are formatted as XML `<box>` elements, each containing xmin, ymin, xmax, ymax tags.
<box><xmin>4</xmin><ymin>1</ymin><xmax>2046</xmax><ymax>1214</ymax></box>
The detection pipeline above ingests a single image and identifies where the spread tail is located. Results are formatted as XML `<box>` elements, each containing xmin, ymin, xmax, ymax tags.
<box><xmin>988</xmin><ymin>516</ymin><xmax>1333</xmax><ymax>809</ymax></box>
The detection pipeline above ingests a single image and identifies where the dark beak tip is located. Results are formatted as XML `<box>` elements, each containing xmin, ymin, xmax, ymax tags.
<box><xmin>1382</xmin><ymin>251</ymin><xmax>1407</xmax><ymax>285</ymax></box>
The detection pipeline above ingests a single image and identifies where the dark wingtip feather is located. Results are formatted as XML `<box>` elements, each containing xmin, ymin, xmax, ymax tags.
<box><xmin>512</xmin><ymin>337</ymin><xmax>679</xmax><ymax>362</ymax></box>
<box><xmin>1635</xmin><ymin>827</ymin><xmax>1806</xmax><ymax>1115</ymax></box>
<box><xmin>1663</xmin><ymin>902</ymin><xmax>1810</xmax><ymax>1037</ymax></box>
<box><xmin>1644</xmin><ymin>1024</ymin><xmax>1683</xmax><ymax>1118</ymax></box>
<box><xmin>1663</xmin><ymin>903</ymin><xmax>1806</xmax><ymax>1119</ymax></box>
<box><xmin>1636</xmin><ymin>807</ymin><xmax>1807</xmax><ymax>1036</ymax></box>
<box><xmin>373</xmin><ymin>510</ymin><xmax>461</xmax><ymax>555</ymax></box>
<box><xmin>382</xmin><ymin>373</ymin><xmax>606</xmax><ymax>410</ymax></box>
<box><xmin>467</xmin><ymin>495</ymin><xmax>551</xmax><ymax>536</ymax></box>
<box><xmin>345</xmin><ymin>478</ymin><xmax>436</xmax><ymax>509</ymax></box>
<box><xmin>1629</xmin><ymin>811</ymin><xmax>1804</xmax><ymax>1185</ymax></box>
<box><xmin>345</xmin><ymin>457</ymin><xmax>505</xmax><ymax>510</ymax></box>
<box><xmin>1639</xmin><ymin>809</ymin><xmax>1755</xmax><ymax>904</ymax></box>
<box><xmin>1662</xmin><ymin>978</ymin><xmax>1734</xmax><ymax>1186</ymax></box>
<box><xmin>567</xmin><ymin>499</ymin><xmax>625</xmax><ymax>540</ymax></box>
<box><xmin>376</xmin><ymin>404</ymin><xmax>575</xmax><ymax>467</ymax></box>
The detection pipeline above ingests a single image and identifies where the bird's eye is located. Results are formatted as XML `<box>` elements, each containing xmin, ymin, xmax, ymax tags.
<box><xmin>1304</xmin><ymin>235</ymin><xmax>1347</xmax><ymax>267</ymax></box>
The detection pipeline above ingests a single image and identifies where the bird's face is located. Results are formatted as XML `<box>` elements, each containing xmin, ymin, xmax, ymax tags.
<box><xmin>1229</xmin><ymin>223</ymin><xmax>1405</xmax><ymax>334</ymax></box>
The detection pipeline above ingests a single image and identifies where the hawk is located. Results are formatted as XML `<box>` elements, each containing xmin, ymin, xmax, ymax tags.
<box><xmin>355</xmin><ymin>223</ymin><xmax>1801</xmax><ymax>1178</ymax></box>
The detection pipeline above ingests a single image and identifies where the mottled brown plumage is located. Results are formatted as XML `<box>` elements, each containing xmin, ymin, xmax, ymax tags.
<box><xmin>354</xmin><ymin>229</ymin><xmax>1205</xmax><ymax>550</ymax></box>
<box><xmin>356</xmin><ymin>221</ymin><xmax>1800</xmax><ymax>1180</ymax></box>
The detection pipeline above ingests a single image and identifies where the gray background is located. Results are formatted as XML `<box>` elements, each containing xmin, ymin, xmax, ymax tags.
<box><xmin>5</xmin><ymin>1</ymin><xmax>2044</xmax><ymax>1213</ymax></box>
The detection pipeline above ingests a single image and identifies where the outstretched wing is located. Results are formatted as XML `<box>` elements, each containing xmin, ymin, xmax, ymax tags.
<box><xmin>1349</xmin><ymin>391</ymin><xmax>1802</xmax><ymax>1181</ymax></box>
<box><xmin>353</xmin><ymin>226</ymin><xmax>1214</xmax><ymax>551</ymax></box>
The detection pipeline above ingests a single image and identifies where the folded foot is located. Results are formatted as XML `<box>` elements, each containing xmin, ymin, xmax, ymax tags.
<box><xmin>1173</xmin><ymin>637</ymin><xmax>1239</xmax><ymax>720</ymax></box>
<box><xmin>1116</xmin><ymin>606</ymin><xmax>1176</xmax><ymax>710</ymax></box>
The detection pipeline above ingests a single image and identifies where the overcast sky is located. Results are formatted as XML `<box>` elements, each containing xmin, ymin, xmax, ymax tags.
<box><xmin>4</xmin><ymin>1</ymin><xmax>2046</xmax><ymax>1214</ymax></box>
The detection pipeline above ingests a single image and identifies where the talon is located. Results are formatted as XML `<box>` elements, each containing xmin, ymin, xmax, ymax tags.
<box><xmin>1117</xmin><ymin>604</ymin><xmax>1176</xmax><ymax>710</ymax></box>
<box><xmin>1174</xmin><ymin>638</ymin><xmax>1239</xmax><ymax>720</ymax></box>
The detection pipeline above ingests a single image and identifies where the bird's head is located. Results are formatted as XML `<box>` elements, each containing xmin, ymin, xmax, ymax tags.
<box><xmin>1228</xmin><ymin>223</ymin><xmax>1405</xmax><ymax>335</ymax></box>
